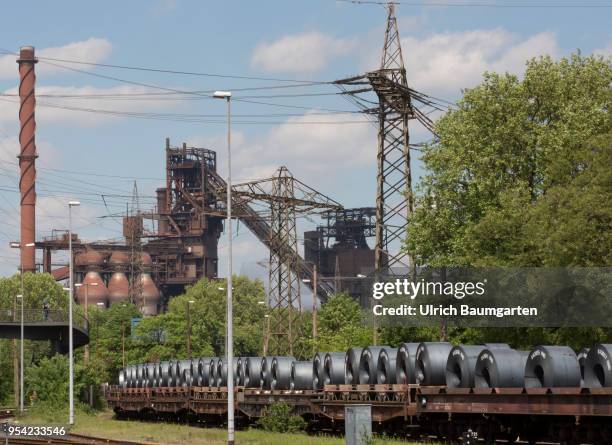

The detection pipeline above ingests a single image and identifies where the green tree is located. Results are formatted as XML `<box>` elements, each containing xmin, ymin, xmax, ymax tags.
<box><xmin>131</xmin><ymin>276</ymin><xmax>266</xmax><ymax>362</ymax></box>
<box><xmin>406</xmin><ymin>53</ymin><xmax>611</xmax><ymax>267</ymax></box>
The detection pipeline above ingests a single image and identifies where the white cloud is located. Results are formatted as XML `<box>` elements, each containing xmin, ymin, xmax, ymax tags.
<box><xmin>0</xmin><ymin>38</ymin><xmax>113</xmax><ymax>79</ymax></box>
<box><xmin>251</xmin><ymin>32</ymin><xmax>355</xmax><ymax>74</ymax></box>
<box><xmin>361</xmin><ymin>28</ymin><xmax>559</xmax><ymax>97</ymax></box>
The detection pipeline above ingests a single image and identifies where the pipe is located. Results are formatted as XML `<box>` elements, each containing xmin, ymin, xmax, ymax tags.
<box><xmin>17</xmin><ymin>46</ymin><xmax>37</xmax><ymax>273</ymax></box>
<box><xmin>291</xmin><ymin>361</ymin><xmax>314</xmax><ymax>390</ymax></box>
<box><xmin>323</xmin><ymin>353</ymin><xmax>346</xmax><ymax>385</ymax></box>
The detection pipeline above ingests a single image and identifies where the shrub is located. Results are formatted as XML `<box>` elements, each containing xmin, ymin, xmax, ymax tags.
<box><xmin>257</xmin><ymin>402</ymin><xmax>307</xmax><ymax>433</ymax></box>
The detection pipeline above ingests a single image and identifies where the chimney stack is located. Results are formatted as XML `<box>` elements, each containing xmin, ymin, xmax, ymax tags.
<box><xmin>17</xmin><ymin>46</ymin><xmax>37</xmax><ymax>272</ymax></box>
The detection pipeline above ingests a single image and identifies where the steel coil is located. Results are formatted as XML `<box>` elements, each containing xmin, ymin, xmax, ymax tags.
<box><xmin>359</xmin><ymin>346</ymin><xmax>389</xmax><ymax>385</ymax></box>
<box><xmin>177</xmin><ymin>360</ymin><xmax>192</xmax><ymax>386</ymax></box>
<box><xmin>146</xmin><ymin>363</ymin><xmax>156</xmax><ymax>388</ymax></box>
<box><xmin>291</xmin><ymin>361</ymin><xmax>314</xmax><ymax>390</ymax></box>
<box><xmin>260</xmin><ymin>356</ymin><xmax>275</xmax><ymax>389</ymax></box>
<box><xmin>125</xmin><ymin>365</ymin><xmax>135</xmax><ymax>388</ymax></box>
<box><xmin>323</xmin><ymin>353</ymin><xmax>346</xmax><ymax>385</ymax></box>
<box><xmin>395</xmin><ymin>343</ymin><xmax>419</xmax><ymax>384</ymax></box>
<box><xmin>271</xmin><ymin>357</ymin><xmax>295</xmax><ymax>390</ymax></box>
<box><xmin>415</xmin><ymin>342</ymin><xmax>453</xmax><ymax>385</ymax></box>
<box><xmin>118</xmin><ymin>369</ymin><xmax>126</xmax><ymax>388</ymax></box>
<box><xmin>216</xmin><ymin>358</ymin><xmax>239</xmax><ymax>387</ymax></box>
<box><xmin>135</xmin><ymin>364</ymin><xmax>144</xmax><ymax>388</ymax></box>
<box><xmin>170</xmin><ymin>360</ymin><xmax>182</xmax><ymax>387</ymax></box>
<box><xmin>244</xmin><ymin>357</ymin><xmax>263</xmax><ymax>388</ymax></box>
<box><xmin>236</xmin><ymin>358</ymin><xmax>244</xmax><ymax>386</ymax></box>
<box><xmin>584</xmin><ymin>344</ymin><xmax>612</xmax><ymax>388</ymax></box>
<box><xmin>377</xmin><ymin>348</ymin><xmax>398</xmax><ymax>384</ymax></box>
<box><xmin>577</xmin><ymin>348</ymin><xmax>589</xmax><ymax>387</ymax></box>
<box><xmin>209</xmin><ymin>358</ymin><xmax>217</xmax><ymax>387</ymax></box>
<box><xmin>445</xmin><ymin>345</ymin><xmax>485</xmax><ymax>388</ymax></box>
<box><xmin>312</xmin><ymin>352</ymin><xmax>327</xmax><ymax>389</ymax></box>
<box><xmin>524</xmin><ymin>345</ymin><xmax>581</xmax><ymax>388</ymax></box>
<box><xmin>196</xmin><ymin>357</ymin><xmax>211</xmax><ymax>386</ymax></box>
<box><xmin>345</xmin><ymin>348</ymin><xmax>363</xmax><ymax>385</ymax></box>
<box><xmin>474</xmin><ymin>348</ymin><xmax>529</xmax><ymax>388</ymax></box>
<box><xmin>159</xmin><ymin>361</ymin><xmax>171</xmax><ymax>387</ymax></box>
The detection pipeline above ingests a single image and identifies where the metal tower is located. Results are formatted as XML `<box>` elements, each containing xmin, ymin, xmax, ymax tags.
<box><xmin>231</xmin><ymin>167</ymin><xmax>342</xmax><ymax>356</ymax></box>
<box><xmin>334</xmin><ymin>4</ymin><xmax>439</xmax><ymax>277</ymax></box>
<box><xmin>126</xmin><ymin>181</ymin><xmax>144</xmax><ymax>308</ymax></box>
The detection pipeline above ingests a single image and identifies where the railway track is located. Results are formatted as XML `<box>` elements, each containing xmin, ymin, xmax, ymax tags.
<box><xmin>3</xmin><ymin>433</ymin><xmax>156</xmax><ymax>445</ymax></box>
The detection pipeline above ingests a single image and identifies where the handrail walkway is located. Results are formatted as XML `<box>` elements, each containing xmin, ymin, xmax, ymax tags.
<box><xmin>0</xmin><ymin>309</ymin><xmax>89</xmax><ymax>353</ymax></box>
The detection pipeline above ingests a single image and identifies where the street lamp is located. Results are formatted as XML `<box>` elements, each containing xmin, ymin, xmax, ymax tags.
<box><xmin>10</xmin><ymin>241</ymin><xmax>35</xmax><ymax>413</ymax></box>
<box><xmin>187</xmin><ymin>300</ymin><xmax>195</xmax><ymax>359</ymax></box>
<box><xmin>214</xmin><ymin>89</ymin><xmax>234</xmax><ymax>445</ymax></box>
<box><xmin>67</xmin><ymin>200</ymin><xmax>79</xmax><ymax>425</ymax></box>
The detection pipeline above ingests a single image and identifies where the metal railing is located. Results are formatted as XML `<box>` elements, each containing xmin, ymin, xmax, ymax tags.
<box><xmin>0</xmin><ymin>309</ymin><xmax>88</xmax><ymax>333</ymax></box>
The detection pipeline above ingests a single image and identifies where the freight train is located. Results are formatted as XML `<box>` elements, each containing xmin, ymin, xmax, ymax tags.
<box><xmin>107</xmin><ymin>342</ymin><xmax>612</xmax><ymax>445</ymax></box>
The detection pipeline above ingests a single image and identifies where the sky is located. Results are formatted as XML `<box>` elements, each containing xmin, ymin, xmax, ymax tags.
<box><xmin>0</xmin><ymin>0</ymin><xmax>610</xmax><ymax>279</ymax></box>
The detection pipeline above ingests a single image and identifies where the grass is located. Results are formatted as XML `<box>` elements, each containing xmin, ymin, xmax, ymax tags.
<box><xmin>17</xmin><ymin>408</ymin><xmax>433</xmax><ymax>445</ymax></box>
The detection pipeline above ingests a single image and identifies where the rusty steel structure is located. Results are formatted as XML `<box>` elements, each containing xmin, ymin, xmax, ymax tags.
<box><xmin>304</xmin><ymin>207</ymin><xmax>375</xmax><ymax>306</ymax></box>
<box><xmin>231</xmin><ymin>167</ymin><xmax>342</xmax><ymax>356</ymax></box>
<box><xmin>17</xmin><ymin>46</ymin><xmax>38</xmax><ymax>273</ymax></box>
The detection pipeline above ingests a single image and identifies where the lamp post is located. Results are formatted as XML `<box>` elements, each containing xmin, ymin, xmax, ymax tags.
<box><xmin>186</xmin><ymin>300</ymin><xmax>195</xmax><ymax>359</ymax></box>
<box><xmin>68</xmin><ymin>200</ymin><xmax>80</xmax><ymax>425</ymax></box>
<box><xmin>213</xmin><ymin>89</ymin><xmax>233</xmax><ymax>445</ymax></box>
<box><xmin>10</xmin><ymin>241</ymin><xmax>35</xmax><ymax>413</ymax></box>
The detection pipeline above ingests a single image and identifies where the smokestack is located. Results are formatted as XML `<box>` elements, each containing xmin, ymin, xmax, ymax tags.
<box><xmin>17</xmin><ymin>46</ymin><xmax>37</xmax><ymax>272</ymax></box>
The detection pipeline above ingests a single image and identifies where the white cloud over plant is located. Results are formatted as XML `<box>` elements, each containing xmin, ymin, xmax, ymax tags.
<box><xmin>0</xmin><ymin>38</ymin><xmax>112</xmax><ymax>79</ymax></box>
<box><xmin>251</xmin><ymin>32</ymin><xmax>355</xmax><ymax>73</ymax></box>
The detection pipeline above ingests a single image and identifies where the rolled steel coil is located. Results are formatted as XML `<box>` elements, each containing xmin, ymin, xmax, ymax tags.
<box><xmin>524</xmin><ymin>345</ymin><xmax>581</xmax><ymax>388</ymax></box>
<box><xmin>125</xmin><ymin>365</ymin><xmax>135</xmax><ymax>388</ymax></box>
<box><xmin>345</xmin><ymin>348</ymin><xmax>363</xmax><ymax>385</ymax></box>
<box><xmin>196</xmin><ymin>357</ymin><xmax>211</xmax><ymax>386</ymax></box>
<box><xmin>216</xmin><ymin>358</ymin><xmax>239</xmax><ymax>387</ymax></box>
<box><xmin>118</xmin><ymin>369</ymin><xmax>126</xmax><ymax>388</ymax></box>
<box><xmin>377</xmin><ymin>348</ymin><xmax>398</xmax><ymax>384</ymax></box>
<box><xmin>291</xmin><ymin>361</ymin><xmax>314</xmax><ymax>390</ymax></box>
<box><xmin>445</xmin><ymin>345</ymin><xmax>486</xmax><ymax>388</ymax></box>
<box><xmin>146</xmin><ymin>363</ymin><xmax>156</xmax><ymax>388</ymax></box>
<box><xmin>474</xmin><ymin>348</ymin><xmax>529</xmax><ymax>388</ymax></box>
<box><xmin>415</xmin><ymin>342</ymin><xmax>453</xmax><ymax>385</ymax></box>
<box><xmin>244</xmin><ymin>357</ymin><xmax>263</xmax><ymax>388</ymax></box>
<box><xmin>170</xmin><ymin>360</ymin><xmax>182</xmax><ymax>387</ymax></box>
<box><xmin>135</xmin><ymin>364</ymin><xmax>144</xmax><ymax>388</ymax></box>
<box><xmin>312</xmin><ymin>352</ymin><xmax>327</xmax><ymax>390</ymax></box>
<box><xmin>577</xmin><ymin>348</ymin><xmax>589</xmax><ymax>387</ymax></box>
<box><xmin>177</xmin><ymin>360</ymin><xmax>192</xmax><ymax>386</ymax></box>
<box><xmin>271</xmin><ymin>356</ymin><xmax>295</xmax><ymax>390</ymax></box>
<box><xmin>260</xmin><ymin>356</ymin><xmax>275</xmax><ymax>389</ymax></box>
<box><xmin>396</xmin><ymin>343</ymin><xmax>419</xmax><ymax>384</ymax></box>
<box><xmin>584</xmin><ymin>344</ymin><xmax>612</xmax><ymax>388</ymax></box>
<box><xmin>323</xmin><ymin>353</ymin><xmax>346</xmax><ymax>385</ymax></box>
<box><xmin>359</xmin><ymin>346</ymin><xmax>389</xmax><ymax>384</ymax></box>
<box><xmin>160</xmin><ymin>361</ymin><xmax>173</xmax><ymax>387</ymax></box>
<box><xmin>208</xmin><ymin>358</ymin><xmax>219</xmax><ymax>388</ymax></box>
<box><xmin>236</xmin><ymin>358</ymin><xmax>244</xmax><ymax>386</ymax></box>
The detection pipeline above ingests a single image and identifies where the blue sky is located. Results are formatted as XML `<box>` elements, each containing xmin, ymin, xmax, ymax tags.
<box><xmin>0</xmin><ymin>0</ymin><xmax>610</xmax><ymax>278</ymax></box>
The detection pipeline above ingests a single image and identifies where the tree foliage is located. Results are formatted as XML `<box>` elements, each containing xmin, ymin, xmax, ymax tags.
<box><xmin>406</xmin><ymin>53</ymin><xmax>611</xmax><ymax>267</ymax></box>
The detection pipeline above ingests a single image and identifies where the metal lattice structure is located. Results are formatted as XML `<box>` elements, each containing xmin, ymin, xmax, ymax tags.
<box><xmin>231</xmin><ymin>167</ymin><xmax>342</xmax><ymax>356</ymax></box>
<box><xmin>335</xmin><ymin>5</ymin><xmax>438</xmax><ymax>277</ymax></box>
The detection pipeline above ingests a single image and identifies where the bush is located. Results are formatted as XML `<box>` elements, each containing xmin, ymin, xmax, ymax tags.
<box><xmin>257</xmin><ymin>402</ymin><xmax>307</xmax><ymax>433</ymax></box>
